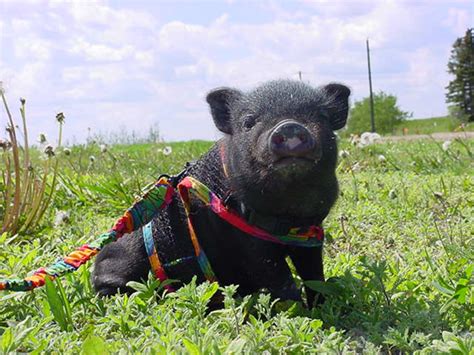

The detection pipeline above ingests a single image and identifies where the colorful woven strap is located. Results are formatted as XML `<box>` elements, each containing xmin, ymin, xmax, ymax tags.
<box><xmin>177</xmin><ymin>179</ymin><xmax>218</xmax><ymax>282</ymax></box>
<box><xmin>142</xmin><ymin>220</ymin><xmax>175</xmax><ymax>292</ymax></box>
<box><xmin>0</xmin><ymin>177</ymin><xmax>175</xmax><ymax>292</ymax></box>
<box><xmin>0</xmin><ymin>172</ymin><xmax>324</xmax><ymax>293</ymax></box>
<box><xmin>177</xmin><ymin>176</ymin><xmax>324</xmax><ymax>248</ymax></box>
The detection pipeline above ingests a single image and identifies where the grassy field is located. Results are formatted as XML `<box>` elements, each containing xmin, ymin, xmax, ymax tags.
<box><xmin>0</xmin><ymin>138</ymin><xmax>473</xmax><ymax>353</ymax></box>
<box><xmin>391</xmin><ymin>116</ymin><xmax>474</xmax><ymax>135</ymax></box>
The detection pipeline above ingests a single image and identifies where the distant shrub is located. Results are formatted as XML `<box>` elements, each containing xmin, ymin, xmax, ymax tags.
<box><xmin>347</xmin><ymin>91</ymin><xmax>411</xmax><ymax>134</ymax></box>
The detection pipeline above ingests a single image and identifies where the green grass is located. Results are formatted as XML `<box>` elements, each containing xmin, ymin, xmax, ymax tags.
<box><xmin>392</xmin><ymin>116</ymin><xmax>474</xmax><ymax>135</ymax></box>
<box><xmin>0</xmin><ymin>138</ymin><xmax>473</xmax><ymax>353</ymax></box>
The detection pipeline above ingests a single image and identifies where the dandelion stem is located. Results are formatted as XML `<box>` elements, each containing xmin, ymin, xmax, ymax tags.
<box><xmin>1</xmin><ymin>91</ymin><xmax>22</xmax><ymax>233</ymax></box>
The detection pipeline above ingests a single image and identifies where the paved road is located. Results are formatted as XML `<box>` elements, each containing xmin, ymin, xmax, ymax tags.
<box><xmin>382</xmin><ymin>131</ymin><xmax>474</xmax><ymax>141</ymax></box>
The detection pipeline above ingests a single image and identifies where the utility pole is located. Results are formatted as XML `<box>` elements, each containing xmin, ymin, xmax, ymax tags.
<box><xmin>366</xmin><ymin>39</ymin><xmax>376</xmax><ymax>132</ymax></box>
<box><xmin>298</xmin><ymin>71</ymin><xmax>302</xmax><ymax>81</ymax></box>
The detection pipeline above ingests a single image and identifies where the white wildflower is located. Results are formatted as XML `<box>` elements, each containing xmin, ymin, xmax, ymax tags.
<box><xmin>358</xmin><ymin>132</ymin><xmax>381</xmax><ymax>147</ymax></box>
<box><xmin>339</xmin><ymin>150</ymin><xmax>350</xmax><ymax>158</ymax></box>
<box><xmin>63</xmin><ymin>147</ymin><xmax>71</xmax><ymax>156</ymax></box>
<box><xmin>162</xmin><ymin>146</ymin><xmax>172</xmax><ymax>155</ymax></box>
<box><xmin>349</xmin><ymin>134</ymin><xmax>360</xmax><ymax>146</ymax></box>
<box><xmin>388</xmin><ymin>189</ymin><xmax>397</xmax><ymax>199</ymax></box>
<box><xmin>99</xmin><ymin>144</ymin><xmax>107</xmax><ymax>153</ymax></box>
<box><xmin>442</xmin><ymin>140</ymin><xmax>451</xmax><ymax>151</ymax></box>
<box><xmin>89</xmin><ymin>155</ymin><xmax>96</xmax><ymax>163</ymax></box>
<box><xmin>351</xmin><ymin>162</ymin><xmax>361</xmax><ymax>172</ymax></box>
<box><xmin>370</xmin><ymin>133</ymin><xmax>381</xmax><ymax>142</ymax></box>
<box><xmin>359</xmin><ymin>132</ymin><xmax>371</xmax><ymax>147</ymax></box>
<box><xmin>54</xmin><ymin>210</ymin><xmax>70</xmax><ymax>226</ymax></box>
<box><xmin>378</xmin><ymin>154</ymin><xmax>386</xmax><ymax>162</ymax></box>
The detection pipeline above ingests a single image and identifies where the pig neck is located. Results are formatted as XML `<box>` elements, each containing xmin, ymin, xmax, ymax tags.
<box><xmin>185</xmin><ymin>142</ymin><xmax>330</xmax><ymax>233</ymax></box>
<box><xmin>185</xmin><ymin>142</ymin><xmax>231</xmax><ymax>203</ymax></box>
<box><xmin>227</xmin><ymin>177</ymin><xmax>336</xmax><ymax>227</ymax></box>
<box><xmin>218</xmin><ymin>141</ymin><xmax>335</xmax><ymax>228</ymax></box>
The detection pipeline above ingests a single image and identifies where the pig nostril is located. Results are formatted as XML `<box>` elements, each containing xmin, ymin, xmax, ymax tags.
<box><xmin>297</xmin><ymin>133</ymin><xmax>308</xmax><ymax>142</ymax></box>
<box><xmin>269</xmin><ymin>121</ymin><xmax>315</xmax><ymax>157</ymax></box>
<box><xmin>272</xmin><ymin>133</ymin><xmax>285</xmax><ymax>145</ymax></box>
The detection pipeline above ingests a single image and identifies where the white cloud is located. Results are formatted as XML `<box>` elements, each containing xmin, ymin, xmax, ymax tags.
<box><xmin>62</xmin><ymin>66</ymin><xmax>84</xmax><ymax>82</ymax></box>
<box><xmin>88</xmin><ymin>65</ymin><xmax>126</xmax><ymax>84</ymax></box>
<box><xmin>5</xmin><ymin>61</ymin><xmax>49</xmax><ymax>98</ymax></box>
<box><xmin>1</xmin><ymin>0</ymin><xmax>470</xmax><ymax>142</ymax></box>
<box><xmin>407</xmin><ymin>48</ymin><xmax>445</xmax><ymax>87</ymax></box>
<box><xmin>58</xmin><ymin>1</ymin><xmax>155</xmax><ymax>29</ymax></box>
<box><xmin>135</xmin><ymin>51</ymin><xmax>155</xmax><ymax>68</ymax></box>
<box><xmin>14</xmin><ymin>36</ymin><xmax>51</xmax><ymax>61</ymax></box>
<box><xmin>443</xmin><ymin>8</ymin><xmax>471</xmax><ymax>35</ymax></box>
<box><xmin>298</xmin><ymin>0</ymin><xmax>374</xmax><ymax>17</ymax></box>
<box><xmin>11</xmin><ymin>19</ymin><xmax>32</xmax><ymax>32</ymax></box>
<box><xmin>69</xmin><ymin>38</ymin><xmax>134</xmax><ymax>61</ymax></box>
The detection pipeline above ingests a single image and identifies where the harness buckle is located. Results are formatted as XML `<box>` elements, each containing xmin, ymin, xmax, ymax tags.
<box><xmin>274</xmin><ymin>219</ymin><xmax>293</xmax><ymax>236</ymax></box>
<box><xmin>169</xmin><ymin>162</ymin><xmax>194</xmax><ymax>188</ymax></box>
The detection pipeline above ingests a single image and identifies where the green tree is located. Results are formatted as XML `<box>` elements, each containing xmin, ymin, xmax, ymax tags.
<box><xmin>347</xmin><ymin>91</ymin><xmax>411</xmax><ymax>134</ymax></box>
<box><xmin>446</xmin><ymin>28</ymin><xmax>474</xmax><ymax>122</ymax></box>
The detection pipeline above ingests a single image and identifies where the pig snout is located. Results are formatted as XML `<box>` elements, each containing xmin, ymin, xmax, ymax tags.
<box><xmin>269</xmin><ymin>120</ymin><xmax>315</xmax><ymax>158</ymax></box>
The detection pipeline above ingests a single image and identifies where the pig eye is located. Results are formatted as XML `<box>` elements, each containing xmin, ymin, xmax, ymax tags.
<box><xmin>242</xmin><ymin>114</ymin><xmax>257</xmax><ymax>130</ymax></box>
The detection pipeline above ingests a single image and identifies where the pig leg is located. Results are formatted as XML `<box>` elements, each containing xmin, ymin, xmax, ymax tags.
<box><xmin>243</xmin><ymin>253</ymin><xmax>302</xmax><ymax>301</ymax></box>
<box><xmin>92</xmin><ymin>231</ymin><xmax>150</xmax><ymax>296</ymax></box>
<box><xmin>287</xmin><ymin>246</ymin><xmax>325</xmax><ymax>308</ymax></box>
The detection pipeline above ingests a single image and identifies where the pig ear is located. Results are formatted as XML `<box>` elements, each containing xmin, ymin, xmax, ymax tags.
<box><xmin>206</xmin><ymin>88</ymin><xmax>242</xmax><ymax>134</ymax></box>
<box><xmin>323</xmin><ymin>83</ymin><xmax>351</xmax><ymax>130</ymax></box>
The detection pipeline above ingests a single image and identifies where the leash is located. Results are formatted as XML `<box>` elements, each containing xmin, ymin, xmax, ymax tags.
<box><xmin>0</xmin><ymin>177</ymin><xmax>175</xmax><ymax>292</ymax></box>
<box><xmin>0</xmin><ymin>173</ymin><xmax>324</xmax><ymax>292</ymax></box>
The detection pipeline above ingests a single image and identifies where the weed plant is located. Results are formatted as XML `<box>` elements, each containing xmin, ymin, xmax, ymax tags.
<box><xmin>0</xmin><ymin>92</ymin><xmax>64</xmax><ymax>235</ymax></box>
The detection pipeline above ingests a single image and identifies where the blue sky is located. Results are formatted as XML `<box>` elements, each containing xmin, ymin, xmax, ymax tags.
<box><xmin>0</xmin><ymin>0</ymin><xmax>472</xmax><ymax>144</ymax></box>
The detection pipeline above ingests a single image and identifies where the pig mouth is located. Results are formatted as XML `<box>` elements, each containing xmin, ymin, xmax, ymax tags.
<box><xmin>270</xmin><ymin>156</ymin><xmax>318</xmax><ymax>169</ymax></box>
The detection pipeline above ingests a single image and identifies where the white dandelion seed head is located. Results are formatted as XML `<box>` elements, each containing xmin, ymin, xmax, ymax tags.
<box><xmin>339</xmin><ymin>150</ymin><xmax>350</xmax><ymax>158</ymax></box>
<box><xmin>358</xmin><ymin>132</ymin><xmax>381</xmax><ymax>147</ymax></box>
<box><xmin>43</xmin><ymin>144</ymin><xmax>55</xmax><ymax>157</ymax></box>
<box><xmin>162</xmin><ymin>146</ymin><xmax>172</xmax><ymax>155</ymax></box>
<box><xmin>352</xmin><ymin>162</ymin><xmax>361</xmax><ymax>172</ymax></box>
<box><xmin>388</xmin><ymin>189</ymin><xmax>397</xmax><ymax>199</ymax></box>
<box><xmin>99</xmin><ymin>144</ymin><xmax>107</xmax><ymax>153</ymax></box>
<box><xmin>54</xmin><ymin>210</ymin><xmax>70</xmax><ymax>226</ymax></box>
<box><xmin>442</xmin><ymin>140</ymin><xmax>451</xmax><ymax>151</ymax></box>
<box><xmin>349</xmin><ymin>134</ymin><xmax>360</xmax><ymax>146</ymax></box>
<box><xmin>0</xmin><ymin>139</ymin><xmax>11</xmax><ymax>150</ymax></box>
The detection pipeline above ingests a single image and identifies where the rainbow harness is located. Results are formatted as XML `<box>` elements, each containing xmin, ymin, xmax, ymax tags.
<box><xmin>0</xmin><ymin>174</ymin><xmax>324</xmax><ymax>292</ymax></box>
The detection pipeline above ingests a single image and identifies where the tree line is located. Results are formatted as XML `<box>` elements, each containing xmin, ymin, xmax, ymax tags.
<box><xmin>346</xmin><ymin>28</ymin><xmax>473</xmax><ymax>135</ymax></box>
